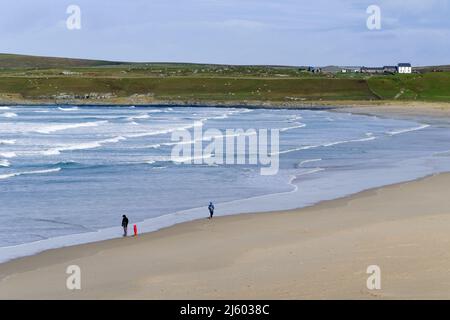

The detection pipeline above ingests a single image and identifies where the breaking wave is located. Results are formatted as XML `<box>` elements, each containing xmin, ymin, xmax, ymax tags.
<box><xmin>0</xmin><ymin>168</ymin><xmax>61</xmax><ymax>180</ymax></box>
<box><xmin>34</xmin><ymin>121</ymin><xmax>107</xmax><ymax>134</ymax></box>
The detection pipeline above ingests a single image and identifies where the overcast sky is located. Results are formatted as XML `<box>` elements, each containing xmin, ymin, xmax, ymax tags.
<box><xmin>1</xmin><ymin>0</ymin><xmax>449</xmax><ymax>66</ymax></box>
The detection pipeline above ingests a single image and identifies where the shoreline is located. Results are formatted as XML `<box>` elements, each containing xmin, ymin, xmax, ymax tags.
<box><xmin>1</xmin><ymin>97</ymin><xmax>450</xmax><ymax>108</ymax></box>
<box><xmin>0</xmin><ymin>104</ymin><xmax>447</xmax><ymax>265</ymax></box>
<box><xmin>3</xmin><ymin>99</ymin><xmax>450</xmax><ymax>121</ymax></box>
<box><xmin>0</xmin><ymin>168</ymin><xmax>419</xmax><ymax>265</ymax></box>
<box><xmin>2</xmin><ymin>172</ymin><xmax>450</xmax><ymax>299</ymax></box>
<box><xmin>0</xmin><ymin>106</ymin><xmax>450</xmax><ymax>299</ymax></box>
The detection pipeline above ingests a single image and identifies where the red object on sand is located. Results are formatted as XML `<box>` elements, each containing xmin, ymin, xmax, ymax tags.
<box><xmin>134</xmin><ymin>224</ymin><xmax>138</xmax><ymax>236</ymax></box>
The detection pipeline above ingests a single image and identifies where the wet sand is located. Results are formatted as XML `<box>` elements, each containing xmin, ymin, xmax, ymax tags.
<box><xmin>1</xmin><ymin>173</ymin><xmax>450</xmax><ymax>299</ymax></box>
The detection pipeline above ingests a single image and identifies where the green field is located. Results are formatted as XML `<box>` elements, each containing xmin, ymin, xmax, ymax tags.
<box><xmin>0</xmin><ymin>53</ymin><xmax>449</xmax><ymax>104</ymax></box>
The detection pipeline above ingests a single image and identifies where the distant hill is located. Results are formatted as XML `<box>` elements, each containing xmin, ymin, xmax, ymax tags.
<box><xmin>0</xmin><ymin>53</ymin><xmax>449</xmax><ymax>104</ymax></box>
<box><xmin>415</xmin><ymin>65</ymin><xmax>450</xmax><ymax>73</ymax></box>
<box><xmin>0</xmin><ymin>53</ymin><xmax>126</xmax><ymax>69</ymax></box>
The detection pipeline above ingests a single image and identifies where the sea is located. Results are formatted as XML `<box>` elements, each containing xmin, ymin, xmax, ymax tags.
<box><xmin>1</xmin><ymin>105</ymin><xmax>450</xmax><ymax>262</ymax></box>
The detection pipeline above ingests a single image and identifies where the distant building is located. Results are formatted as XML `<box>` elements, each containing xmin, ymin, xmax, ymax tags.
<box><xmin>383</xmin><ymin>66</ymin><xmax>397</xmax><ymax>74</ymax></box>
<box><xmin>361</xmin><ymin>67</ymin><xmax>384</xmax><ymax>74</ymax></box>
<box><xmin>341</xmin><ymin>67</ymin><xmax>361</xmax><ymax>73</ymax></box>
<box><xmin>398</xmin><ymin>63</ymin><xmax>412</xmax><ymax>74</ymax></box>
<box><xmin>308</xmin><ymin>67</ymin><xmax>322</xmax><ymax>74</ymax></box>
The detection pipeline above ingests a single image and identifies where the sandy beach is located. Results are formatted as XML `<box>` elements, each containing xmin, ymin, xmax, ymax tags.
<box><xmin>1</xmin><ymin>172</ymin><xmax>450</xmax><ymax>299</ymax></box>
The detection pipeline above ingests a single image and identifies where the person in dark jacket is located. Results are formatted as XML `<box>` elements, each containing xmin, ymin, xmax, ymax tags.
<box><xmin>122</xmin><ymin>215</ymin><xmax>129</xmax><ymax>237</ymax></box>
<box><xmin>208</xmin><ymin>202</ymin><xmax>215</xmax><ymax>219</ymax></box>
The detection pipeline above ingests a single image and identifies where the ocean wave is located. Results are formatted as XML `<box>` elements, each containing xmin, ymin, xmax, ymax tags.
<box><xmin>322</xmin><ymin>134</ymin><xmax>375</xmax><ymax>147</ymax></box>
<box><xmin>0</xmin><ymin>107</ymin><xmax>10</xmax><ymax>110</ymax></box>
<box><xmin>387</xmin><ymin>124</ymin><xmax>430</xmax><ymax>136</ymax></box>
<box><xmin>196</xmin><ymin>109</ymin><xmax>252</xmax><ymax>122</ymax></box>
<box><xmin>298</xmin><ymin>158</ymin><xmax>322</xmax><ymax>167</ymax></box>
<box><xmin>58</xmin><ymin>107</ymin><xmax>79</xmax><ymax>111</ymax></box>
<box><xmin>42</xmin><ymin>136</ymin><xmax>126</xmax><ymax>155</ymax></box>
<box><xmin>0</xmin><ymin>112</ymin><xmax>18</xmax><ymax>118</ymax></box>
<box><xmin>0</xmin><ymin>139</ymin><xmax>16</xmax><ymax>145</ymax></box>
<box><xmin>125</xmin><ymin>122</ymin><xmax>203</xmax><ymax>139</ymax></box>
<box><xmin>172</xmin><ymin>153</ymin><xmax>213</xmax><ymax>163</ymax></box>
<box><xmin>0</xmin><ymin>168</ymin><xmax>61</xmax><ymax>180</ymax></box>
<box><xmin>0</xmin><ymin>159</ymin><xmax>10</xmax><ymax>167</ymax></box>
<box><xmin>34</xmin><ymin>121</ymin><xmax>107</xmax><ymax>134</ymax></box>
<box><xmin>126</xmin><ymin>114</ymin><xmax>150</xmax><ymax>121</ymax></box>
<box><xmin>145</xmin><ymin>130</ymin><xmax>258</xmax><ymax>150</ymax></box>
<box><xmin>51</xmin><ymin>161</ymin><xmax>79</xmax><ymax>168</ymax></box>
<box><xmin>280</xmin><ymin>122</ymin><xmax>306</xmax><ymax>132</ymax></box>
<box><xmin>0</xmin><ymin>152</ymin><xmax>17</xmax><ymax>158</ymax></box>
<box><xmin>126</xmin><ymin>110</ymin><xmax>250</xmax><ymax>140</ymax></box>
<box><xmin>289</xmin><ymin>115</ymin><xmax>303</xmax><ymax>121</ymax></box>
<box><xmin>433</xmin><ymin>149</ymin><xmax>450</xmax><ymax>157</ymax></box>
<box><xmin>152</xmin><ymin>166</ymin><xmax>168</xmax><ymax>170</ymax></box>
<box><xmin>145</xmin><ymin>153</ymin><xmax>213</xmax><ymax>165</ymax></box>
<box><xmin>274</xmin><ymin>133</ymin><xmax>376</xmax><ymax>155</ymax></box>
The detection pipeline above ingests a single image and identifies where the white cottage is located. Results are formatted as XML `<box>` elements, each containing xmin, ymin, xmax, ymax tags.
<box><xmin>398</xmin><ymin>63</ymin><xmax>412</xmax><ymax>74</ymax></box>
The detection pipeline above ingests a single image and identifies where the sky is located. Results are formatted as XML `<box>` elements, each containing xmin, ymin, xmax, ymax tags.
<box><xmin>0</xmin><ymin>0</ymin><xmax>449</xmax><ymax>66</ymax></box>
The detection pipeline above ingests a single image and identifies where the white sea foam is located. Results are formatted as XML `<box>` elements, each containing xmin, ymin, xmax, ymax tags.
<box><xmin>299</xmin><ymin>158</ymin><xmax>322</xmax><ymax>166</ymax></box>
<box><xmin>42</xmin><ymin>136</ymin><xmax>126</xmax><ymax>155</ymax></box>
<box><xmin>0</xmin><ymin>107</ymin><xmax>10</xmax><ymax>110</ymax></box>
<box><xmin>289</xmin><ymin>115</ymin><xmax>303</xmax><ymax>121</ymax></box>
<box><xmin>0</xmin><ymin>139</ymin><xmax>16</xmax><ymax>145</ymax></box>
<box><xmin>58</xmin><ymin>107</ymin><xmax>79</xmax><ymax>111</ymax></box>
<box><xmin>273</xmin><ymin>133</ymin><xmax>376</xmax><ymax>155</ymax></box>
<box><xmin>388</xmin><ymin>124</ymin><xmax>430</xmax><ymax>136</ymax></box>
<box><xmin>322</xmin><ymin>135</ymin><xmax>376</xmax><ymax>147</ymax></box>
<box><xmin>280</xmin><ymin>122</ymin><xmax>306</xmax><ymax>132</ymax></box>
<box><xmin>0</xmin><ymin>168</ymin><xmax>61</xmax><ymax>180</ymax></box>
<box><xmin>0</xmin><ymin>112</ymin><xmax>18</xmax><ymax>118</ymax></box>
<box><xmin>128</xmin><ymin>110</ymin><xmax>247</xmax><ymax>141</ymax></box>
<box><xmin>172</xmin><ymin>153</ymin><xmax>213</xmax><ymax>163</ymax></box>
<box><xmin>0</xmin><ymin>159</ymin><xmax>10</xmax><ymax>167</ymax></box>
<box><xmin>145</xmin><ymin>153</ymin><xmax>213</xmax><ymax>165</ymax></box>
<box><xmin>34</xmin><ymin>121</ymin><xmax>107</xmax><ymax>134</ymax></box>
<box><xmin>126</xmin><ymin>114</ymin><xmax>150</xmax><ymax>121</ymax></box>
<box><xmin>126</xmin><ymin>122</ymin><xmax>203</xmax><ymax>139</ymax></box>
<box><xmin>145</xmin><ymin>130</ymin><xmax>258</xmax><ymax>150</ymax></box>
<box><xmin>0</xmin><ymin>152</ymin><xmax>17</xmax><ymax>158</ymax></box>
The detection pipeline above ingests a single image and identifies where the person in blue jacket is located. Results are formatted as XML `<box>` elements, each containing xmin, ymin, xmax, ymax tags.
<box><xmin>208</xmin><ymin>202</ymin><xmax>215</xmax><ymax>219</ymax></box>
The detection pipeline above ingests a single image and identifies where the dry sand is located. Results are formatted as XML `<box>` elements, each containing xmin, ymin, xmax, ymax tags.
<box><xmin>1</xmin><ymin>173</ymin><xmax>450</xmax><ymax>299</ymax></box>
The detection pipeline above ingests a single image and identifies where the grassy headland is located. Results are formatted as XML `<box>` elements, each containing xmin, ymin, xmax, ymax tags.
<box><xmin>0</xmin><ymin>53</ymin><xmax>449</xmax><ymax>106</ymax></box>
